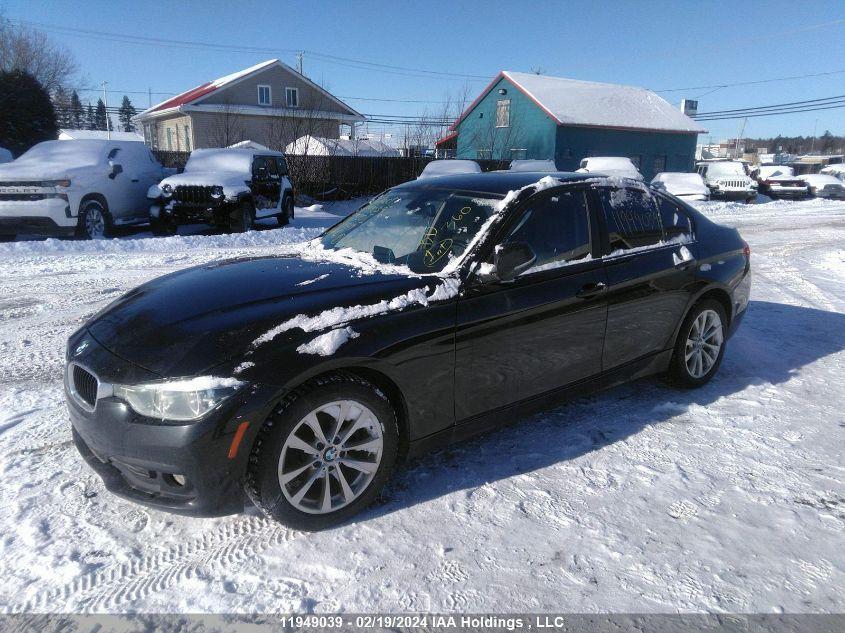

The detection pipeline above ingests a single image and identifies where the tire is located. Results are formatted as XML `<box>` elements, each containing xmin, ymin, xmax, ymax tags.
<box><xmin>150</xmin><ymin>215</ymin><xmax>177</xmax><ymax>236</ymax></box>
<box><xmin>230</xmin><ymin>200</ymin><xmax>255</xmax><ymax>233</ymax></box>
<box><xmin>77</xmin><ymin>199</ymin><xmax>111</xmax><ymax>239</ymax></box>
<box><xmin>245</xmin><ymin>373</ymin><xmax>399</xmax><ymax>530</ymax></box>
<box><xmin>277</xmin><ymin>194</ymin><xmax>294</xmax><ymax>226</ymax></box>
<box><xmin>668</xmin><ymin>298</ymin><xmax>728</xmax><ymax>388</ymax></box>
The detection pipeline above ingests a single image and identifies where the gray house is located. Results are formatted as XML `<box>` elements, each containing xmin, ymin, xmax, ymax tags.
<box><xmin>133</xmin><ymin>59</ymin><xmax>364</xmax><ymax>152</ymax></box>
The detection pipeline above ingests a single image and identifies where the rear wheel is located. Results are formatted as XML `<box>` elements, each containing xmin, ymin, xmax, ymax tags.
<box><xmin>277</xmin><ymin>194</ymin><xmax>294</xmax><ymax>226</ymax></box>
<box><xmin>669</xmin><ymin>299</ymin><xmax>727</xmax><ymax>387</ymax></box>
<box><xmin>245</xmin><ymin>373</ymin><xmax>399</xmax><ymax>530</ymax></box>
<box><xmin>77</xmin><ymin>199</ymin><xmax>111</xmax><ymax>239</ymax></box>
<box><xmin>229</xmin><ymin>200</ymin><xmax>255</xmax><ymax>233</ymax></box>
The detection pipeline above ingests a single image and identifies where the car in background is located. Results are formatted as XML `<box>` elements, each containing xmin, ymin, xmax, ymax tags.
<box><xmin>67</xmin><ymin>170</ymin><xmax>750</xmax><ymax>529</ymax></box>
<box><xmin>577</xmin><ymin>157</ymin><xmax>644</xmax><ymax>180</ymax></box>
<box><xmin>753</xmin><ymin>165</ymin><xmax>808</xmax><ymax>200</ymax></box>
<box><xmin>800</xmin><ymin>173</ymin><xmax>845</xmax><ymax>200</ymax></box>
<box><xmin>0</xmin><ymin>140</ymin><xmax>168</xmax><ymax>241</ymax></box>
<box><xmin>820</xmin><ymin>165</ymin><xmax>845</xmax><ymax>184</ymax></box>
<box><xmin>696</xmin><ymin>160</ymin><xmax>757</xmax><ymax>202</ymax></box>
<box><xmin>0</xmin><ymin>147</ymin><xmax>12</xmax><ymax>164</ymax></box>
<box><xmin>509</xmin><ymin>159</ymin><xmax>558</xmax><ymax>172</ymax></box>
<box><xmin>651</xmin><ymin>172</ymin><xmax>710</xmax><ymax>201</ymax></box>
<box><xmin>148</xmin><ymin>148</ymin><xmax>294</xmax><ymax>235</ymax></box>
<box><xmin>418</xmin><ymin>159</ymin><xmax>481</xmax><ymax>179</ymax></box>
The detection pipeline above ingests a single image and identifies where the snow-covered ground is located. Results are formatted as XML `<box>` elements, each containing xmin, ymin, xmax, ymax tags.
<box><xmin>0</xmin><ymin>197</ymin><xmax>843</xmax><ymax>613</ymax></box>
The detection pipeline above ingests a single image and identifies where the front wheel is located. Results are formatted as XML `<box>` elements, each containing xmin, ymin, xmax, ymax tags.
<box><xmin>229</xmin><ymin>200</ymin><xmax>255</xmax><ymax>233</ymax></box>
<box><xmin>245</xmin><ymin>373</ymin><xmax>399</xmax><ymax>530</ymax></box>
<box><xmin>150</xmin><ymin>215</ymin><xmax>177</xmax><ymax>236</ymax></box>
<box><xmin>668</xmin><ymin>299</ymin><xmax>727</xmax><ymax>387</ymax></box>
<box><xmin>77</xmin><ymin>199</ymin><xmax>111</xmax><ymax>239</ymax></box>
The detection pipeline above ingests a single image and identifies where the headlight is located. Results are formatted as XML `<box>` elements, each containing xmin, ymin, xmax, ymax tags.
<box><xmin>112</xmin><ymin>376</ymin><xmax>245</xmax><ymax>421</ymax></box>
<box><xmin>161</xmin><ymin>183</ymin><xmax>173</xmax><ymax>198</ymax></box>
<box><xmin>43</xmin><ymin>179</ymin><xmax>71</xmax><ymax>188</ymax></box>
<box><xmin>210</xmin><ymin>185</ymin><xmax>224</xmax><ymax>199</ymax></box>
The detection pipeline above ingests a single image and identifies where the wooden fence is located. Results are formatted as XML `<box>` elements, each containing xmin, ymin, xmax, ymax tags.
<box><xmin>152</xmin><ymin>150</ymin><xmax>509</xmax><ymax>199</ymax></box>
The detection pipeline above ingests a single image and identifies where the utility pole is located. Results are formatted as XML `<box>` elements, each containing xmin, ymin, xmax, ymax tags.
<box><xmin>734</xmin><ymin>117</ymin><xmax>747</xmax><ymax>159</ymax></box>
<box><xmin>810</xmin><ymin>118</ymin><xmax>818</xmax><ymax>154</ymax></box>
<box><xmin>148</xmin><ymin>87</ymin><xmax>152</xmax><ymax>109</ymax></box>
<box><xmin>102</xmin><ymin>81</ymin><xmax>111</xmax><ymax>139</ymax></box>
<box><xmin>297</xmin><ymin>51</ymin><xmax>304</xmax><ymax>75</ymax></box>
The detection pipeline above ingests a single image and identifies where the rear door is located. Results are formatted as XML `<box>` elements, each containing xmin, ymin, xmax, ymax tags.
<box><xmin>595</xmin><ymin>185</ymin><xmax>697</xmax><ymax>369</ymax></box>
<box><xmin>454</xmin><ymin>186</ymin><xmax>608</xmax><ymax>420</ymax></box>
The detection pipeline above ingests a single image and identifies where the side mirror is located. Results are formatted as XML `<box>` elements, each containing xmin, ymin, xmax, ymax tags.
<box><xmin>109</xmin><ymin>162</ymin><xmax>123</xmax><ymax>179</ymax></box>
<box><xmin>494</xmin><ymin>241</ymin><xmax>537</xmax><ymax>282</ymax></box>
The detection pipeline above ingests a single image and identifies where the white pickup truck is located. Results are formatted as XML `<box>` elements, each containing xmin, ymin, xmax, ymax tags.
<box><xmin>0</xmin><ymin>140</ymin><xmax>168</xmax><ymax>240</ymax></box>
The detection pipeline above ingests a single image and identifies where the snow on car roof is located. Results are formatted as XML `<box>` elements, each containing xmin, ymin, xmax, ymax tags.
<box><xmin>418</xmin><ymin>160</ymin><xmax>482</xmax><ymax>179</ymax></box>
<box><xmin>456</xmin><ymin>71</ymin><xmax>706</xmax><ymax>134</ymax></box>
<box><xmin>801</xmin><ymin>174</ymin><xmax>842</xmax><ymax>186</ymax></box>
<box><xmin>0</xmin><ymin>140</ymin><xmax>127</xmax><ymax>178</ymax></box>
<box><xmin>509</xmin><ymin>159</ymin><xmax>558</xmax><ymax>172</ymax></box>
<box><xmin>184</xmin><ymin>148</ymin><xmax>281</xmax><ymax>174</ymax></box>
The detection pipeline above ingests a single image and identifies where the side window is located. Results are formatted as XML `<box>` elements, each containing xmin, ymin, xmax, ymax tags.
<box><xmin>599</xmin><ymin>187</ymin><xmax>663</xmax><ymax>252</ymax></box>
<box><xmin>504</xmin><ymin>190</ymin><xmax>591</xmax><ymax>273</ymax></box>
<box><xmin>656</xmin><ymin>196</ymin><xmax>693</xmax><ymax>241</ymax></box>
<box><xmin>276</xmin><ymin>157</ymin><xmax>289</xmax><ymax>175</ymax></box>
<box><xmin>252</xmin><ymin>157</ymin><xmax>269</xmax><ymax>179</ymax></box>
<box><xmin>107</xmin><ymin>147</ymin><xmax>120</xmax><ymax>161</ymax></box>
<box><xmin>267</xmin><ymin>156</ymin><xmax>279</xmax><ymax>178</ymax></box>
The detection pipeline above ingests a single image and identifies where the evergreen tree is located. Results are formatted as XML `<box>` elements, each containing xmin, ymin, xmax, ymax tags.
<box><xmin>0</xmin><ymin>70</ymin><xmax>58</xmax><ymax>155</ymax></box>
<box><xmin>85</xmin><ymin>103</ymin><xmax>95</xmax><ymax>130</ymax></box>
<box><xmin>117</xmin><ymin>95</ymin><xmax>137</xmax><ymax>132</ymax></box>
<box><xmin>52</xmin><ymin>86</ymin><xmax>70</xmax><ymax>128</ymax></box>
<box><xmin>94</xmin><ymin>98</ymin><xmax>107</xmax><ymax>131</ymax></box>
<box><xmin>69</xmin><ymin>90</ymin><xmax>83</xmax><ymax>129</ymax></box>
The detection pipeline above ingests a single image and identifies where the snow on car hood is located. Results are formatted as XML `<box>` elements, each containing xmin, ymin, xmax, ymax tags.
<box><xmin>85</xmin><ymin>255</ymin><xmax>442</xmax><ymax>375</ymax></box>
<box><xmin>154</xmin><ymin>171</ymin><xmax>251</xmax><ymax>199</ymax></box>
<box><xmin>652</xmin><ymin>173</ymin><xmax>709</xmax><ymax>196</ymax></box>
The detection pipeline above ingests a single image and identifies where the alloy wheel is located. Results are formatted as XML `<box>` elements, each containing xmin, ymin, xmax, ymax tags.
<box><xmin>278</xmin><ymin>400</ymin><xmax>383</xmax><ymax>514</ymax></box>
<box><xmin>685</xmin><ymin>309</ymin><xmax>723</xmax><ymax>379</ymax></box>
<box><xmin>84</xmin><ymin>204</ymin><xmax>106</xmax><ymax>238</ymax></box>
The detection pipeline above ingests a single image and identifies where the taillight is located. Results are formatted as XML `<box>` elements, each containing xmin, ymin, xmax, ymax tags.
<box><xmin>743</xmin><ymin>241</ymin><xmax>751</xmax><ymax>259</ymax></box>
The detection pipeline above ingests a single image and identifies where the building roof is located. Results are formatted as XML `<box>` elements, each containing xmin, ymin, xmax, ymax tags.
<box><xmin>452</xmin><ymin>71</ymin><xmax>707</xmax><ymax>135</ymax></box>
<box><xmin>285</xmin><ymin>135</ymin><xmax>400</xmax><ymax>157</ymax></box>
<box><xmin>134</xmin><ymin>59</ymin><xmax>363</xmax><ymax>122</ymax></box>
<box><xmin>58</xmin><ymin>129</ymin><xmax>144</xmax><ymax>142</ymax></box>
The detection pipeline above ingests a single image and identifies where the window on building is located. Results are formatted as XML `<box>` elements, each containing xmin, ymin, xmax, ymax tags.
<box><xmin>166</xmin><ymin>128</ymin><xmax>173</xmax><ymax>151</ymax></box>
<box><xmin>653</xmin><ymin>154</ymin><xmax>666</xmax><ymax>174</ymax></box>
<box><xmin>502</xmin><ymin>190</ymin><xmax>591</xmax><ymax>272</ymax></box>
<box><xmin>599</xmin><ymin>187</ymin><xmax>663</xmax><ymax>252</ymax></box>
<box><xmin>655</xmin><ymin>196</ymin><xmax>693</xmax><ymax>241</ymax></box>
<box><xmin>285</xmin><ymin>87</ymin><xmax>299</xmax><ymax>108</ymax></box>
<box><xmin>496</xmin><ymin>100</ymin><xmax>510</xmax><ymax>127</ymax></box>
<box><xmin>257</xmin><ymin>85</ymin><xmax>271</xmax><ymax>106</ymax></box>
<box><xmin>184</xmin><ymin>125</ymin><xmax>191</xmax><ymax>152</ymax></box>
<box><xmin>510</xmin><ymin>148</ymin><xmax>527</xmax><ymax>160</ymax></box>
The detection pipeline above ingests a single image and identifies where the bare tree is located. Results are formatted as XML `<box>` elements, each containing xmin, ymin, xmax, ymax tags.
<box><xmin>467</xmin><ymin>97</ymin><xmax>525</xmax><ymax>161</ymax></box>
<box><xmin>0</xmin><ymin>13</ymin><xmax>78</xmax><ymax>94</ymax></box>
<box><xmin>207</xmin><ymin>98</ymin><xmax>245</xmax><ymax>147</ymax></box>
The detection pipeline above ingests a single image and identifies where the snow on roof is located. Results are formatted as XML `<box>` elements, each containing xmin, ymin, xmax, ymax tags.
<box><xmin>418</xmin><ymin>160</ymin><xmax>482</xmax><ymax>179</ymax></box>
<box><xmin>228</xmin><ymin>140</ymin><xmax>272</xmax><ymax>151</ymax></box>
<box><xmin>58</xmin><ymin>129</ymin><xmax>144</xmax><ymax>142</ymax></box>
<box><xmin>285</xmin><ymin>135</ymin><xmax>400</xmax><ymax>157</ymax></box>
<box><xmin>509</xmin><ymin>159</ymin><xmax>558</xmax><ymax>172</ymax></box>
<box><xmin>454</xmin><ymin>71</ymin><xmax>706</xmax><ymax>134</ymax></box>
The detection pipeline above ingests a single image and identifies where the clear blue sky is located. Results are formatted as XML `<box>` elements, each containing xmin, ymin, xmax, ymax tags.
<box><xmin>7</xmin><ymin>0</ymin><xmax>845</xmax><ymax>141</ymax></box>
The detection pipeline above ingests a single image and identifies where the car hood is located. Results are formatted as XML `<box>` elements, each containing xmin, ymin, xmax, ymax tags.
<box><xmin>160</xmin><ymin>171</ymin><xmax>248</xmax><ymax>188</ymax></box>
<box><xmin>86</xmin><ymin>256</ymin><xmax>434</xmax><ymax>376</ymax></box>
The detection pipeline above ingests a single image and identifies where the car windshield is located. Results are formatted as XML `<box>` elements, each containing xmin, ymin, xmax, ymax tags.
<box><xmin>708</xmin><ymin>162</ymin><xmax>747</xmax><ymax>177</ymax></box>
<box><xmin>320</xmin><ymin>188</ymin><xmax>501</xmax><ymax>273</ymax></box>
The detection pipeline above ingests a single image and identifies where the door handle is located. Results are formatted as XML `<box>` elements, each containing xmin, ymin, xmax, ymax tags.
<box><xmin>131</xmin><ymin>178</ymin><xmax>140</xmax><ymax>183</ymax></box>
<box><xmin>576</xmin><ymin>282</ymin><xmax>606</xmax><ymax>299</ymax></box>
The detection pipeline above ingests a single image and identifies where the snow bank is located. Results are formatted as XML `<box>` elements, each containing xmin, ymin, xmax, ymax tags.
<box><xmin>418</xmin><ymin>160</ymin><xmax>481</xmax><ymax>179</ymax></box>
<box><xmin>296</xmin><ymin>327</ymin><xmax>359</xmax><ymax>356</ymax></box>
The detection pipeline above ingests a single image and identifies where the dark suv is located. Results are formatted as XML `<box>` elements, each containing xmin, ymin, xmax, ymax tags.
<box><xmin>68</xmin><ymin>171</ymin><xmax>751</xmax><ymax>530</ymax></box>
<box><xmin>148</xmin><ymin>148</ymin><xmax>294</xmax><ymax>234</ymax></box>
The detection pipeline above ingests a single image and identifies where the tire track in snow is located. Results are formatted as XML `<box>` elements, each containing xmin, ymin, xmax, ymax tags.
<box><xmin>18</xmin><ymin>517</ymin><xmax>301</xmax><ymax>612</ymax></box>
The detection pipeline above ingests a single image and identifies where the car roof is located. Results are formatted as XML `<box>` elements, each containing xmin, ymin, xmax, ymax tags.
<box><xmin>394</xmin><ymin>171</ymin><xmax>598</xmax><ymax>196</ymax></box>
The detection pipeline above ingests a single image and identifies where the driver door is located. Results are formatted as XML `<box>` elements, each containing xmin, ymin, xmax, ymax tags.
<box><xmin>454</xmin><ymin>187</ymin><xmax>608</xmax><ymax>421</ymax></box>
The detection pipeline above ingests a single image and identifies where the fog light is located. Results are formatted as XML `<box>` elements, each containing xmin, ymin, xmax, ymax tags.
<box><xmin>172</xmin><ymin>474</ymin><xmax>186</xmax><ymax>486</ymax></box>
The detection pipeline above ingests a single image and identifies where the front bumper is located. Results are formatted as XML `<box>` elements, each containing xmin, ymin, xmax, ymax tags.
<box><xmin>710</xmin><ymin>189</ymin><xmax>756</xmax><ymax>200</ymax></box>
<box><xmin>66</xmin><ymin>331</ymin><xmax>278</xmax><ymax>517</ymax></box>
<box><xmin>767</xmin><ymin>187</ymin><xmax>808</xmax><ymax>199</ymax></box>
<box><xmin>0</xmin><ymin>198</ymin><xmax>75</xmax><ymax>235</ymax></box>
<box><xmin>152</xmin><ymin>198</ymin><xmax>228</xmax><ymax>226</ymax></box>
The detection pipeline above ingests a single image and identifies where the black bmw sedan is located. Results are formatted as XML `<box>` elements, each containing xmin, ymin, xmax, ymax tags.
<box><xmin>66</xmin><ymin>171</ymin><xmax>751</xmax><ymax>530</ymax></box>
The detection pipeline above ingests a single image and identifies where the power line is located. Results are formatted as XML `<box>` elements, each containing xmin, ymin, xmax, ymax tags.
<box><xmin>654</xmin><ymin>69</ymin><xmax>845</xmax><ymax>93</ymax></box>
<box><xmin>694</xmin><ymin>94</ymin><xmax>845</xmax><ymax>117</ymax></box>
<box><xmin>695</xmin><ymin>102</ymin><xmax>845</xmax><ymax>122</ymax></box>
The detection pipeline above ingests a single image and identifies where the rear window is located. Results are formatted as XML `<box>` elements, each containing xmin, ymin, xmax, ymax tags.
<box><xmin>599</xmin><ymin>187</ymin><xmax>663</xmax><ymax>252</ymax></box>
